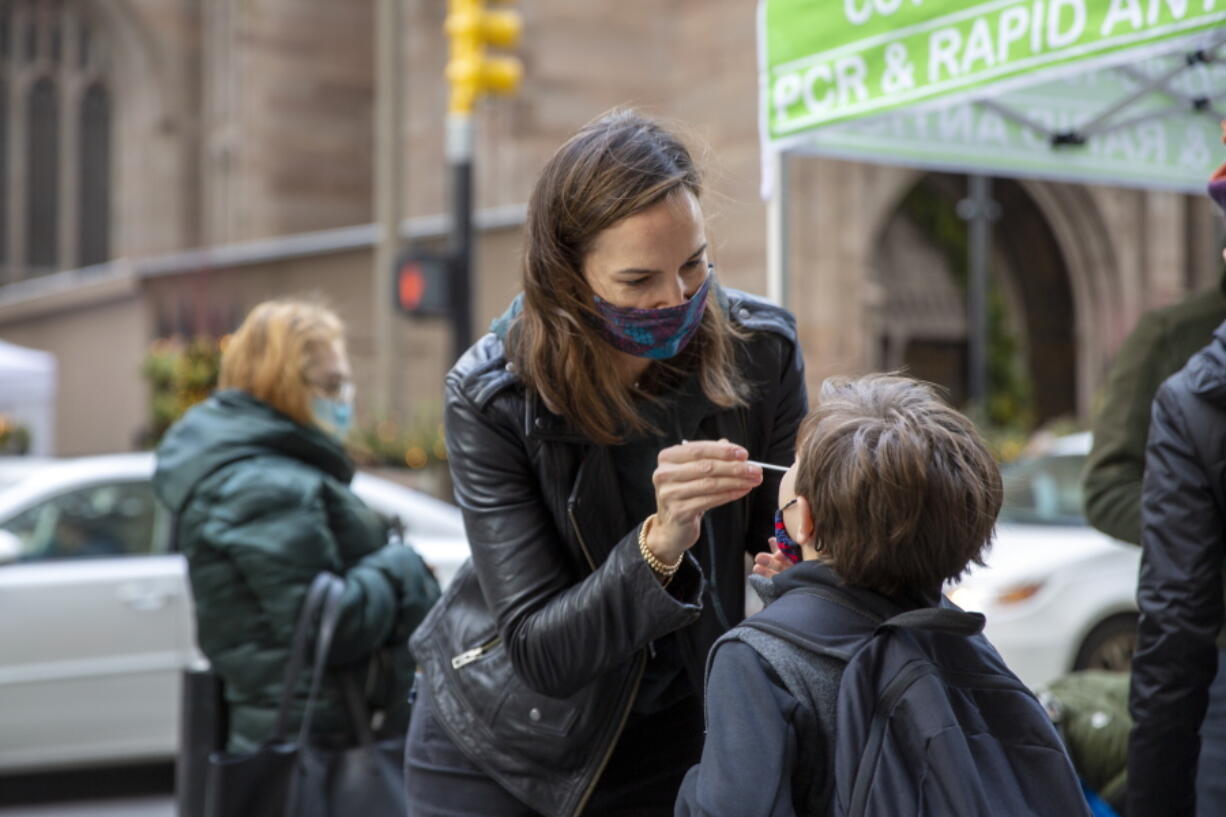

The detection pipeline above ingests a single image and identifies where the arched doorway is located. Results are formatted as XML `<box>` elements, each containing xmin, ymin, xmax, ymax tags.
<box><xmin>870</xmin><ymin>172</ymin><xmax>1077</xmax><ymax>428</ymax></box>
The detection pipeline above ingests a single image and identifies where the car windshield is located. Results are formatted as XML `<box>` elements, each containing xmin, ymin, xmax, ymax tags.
<box><xmin>998</xmin><ymin>452</ymin><xmax>1087</xmax><ymax>526</ymax></box>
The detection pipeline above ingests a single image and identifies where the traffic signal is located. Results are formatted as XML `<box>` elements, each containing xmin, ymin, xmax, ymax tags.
<box><xmin>394</xmin><ymin>247</ymin><xmax>451</xmax><ymax>317</ymax></box>
<box><xmin>445</xmin><ymin>0</ymin><xmax>523</xmax><ymax>115</ymax></box>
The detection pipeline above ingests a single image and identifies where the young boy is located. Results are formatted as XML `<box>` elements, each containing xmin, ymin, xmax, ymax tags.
<box><xmin>675</xmin><ymin>373</ymin><xmax>1088</xmax><ymax>817</ymax></box>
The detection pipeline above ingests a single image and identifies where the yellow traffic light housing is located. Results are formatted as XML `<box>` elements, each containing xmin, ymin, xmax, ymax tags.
<box><xmin>445</xmin><ymin>0</ymin><xmax>523</xmax><ymax>115</ymax></box>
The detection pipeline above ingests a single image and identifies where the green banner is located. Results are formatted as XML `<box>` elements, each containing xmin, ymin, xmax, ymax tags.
<box><xmin>791</xmin><ymin>52</ymin><xmax>1226</xmax><ymax>192</ymax></box>
<box><xmin>762</xmin><ymin>0</ymin><xmax>1226</xmax><ymax>140</ymax></box>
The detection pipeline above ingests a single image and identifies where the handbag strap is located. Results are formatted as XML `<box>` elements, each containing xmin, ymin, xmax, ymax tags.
<box><xmin>340</xmin><ymin>671</ymin><xmax>378</xmax><ymax>748</ymax></box>
<box><xmin>293</xmin><ymin>574</ymin><xmax>346</xmax><ymax>747</ymax></box>
<box><xmin>270</xmin><ymin>572</ymin><xmax>343</xmax><ymax>742</ymax></box>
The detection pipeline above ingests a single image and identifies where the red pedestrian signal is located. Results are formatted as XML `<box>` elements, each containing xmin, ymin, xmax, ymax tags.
<box><xmin>399</xmin><ymin>263</ymin><xmax>426</xmax><ymax>311</ymax></box>
<box><xmin>394</xmin><ymin>248</ymin><xmax>450</xmax><ymax>317</ymax></box>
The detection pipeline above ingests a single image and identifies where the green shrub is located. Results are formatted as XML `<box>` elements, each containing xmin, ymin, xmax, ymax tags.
<box><xmin>142</xmin><ymin>336</ymin><xmax>223</xmax><ymax>445</ymax></box>
<box><xmin>0</xmin><ymin>415</ymin><xmax>30</xmax><ymax>455</ymax></box>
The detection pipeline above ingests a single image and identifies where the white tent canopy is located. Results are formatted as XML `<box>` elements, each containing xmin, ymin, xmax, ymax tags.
<box><xmin>0</xmin><ymin>339</ymin><xmax>57</xmax><ymax>456</ymax></box>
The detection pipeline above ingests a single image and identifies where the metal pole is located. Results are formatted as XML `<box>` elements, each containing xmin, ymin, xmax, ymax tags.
<box><xmin>765</xmin><ymin>149</ymin><xmax>789</xmax><ymax>307</ymax></box>
<box><xmin>372</xmin><ymin>0</ymin><xmax>403</xmax><ymax>418</ymax></box>
<box><xmin>964</xmin><ymin>175</ymin><xmax>992</xmax><ymax>412</ymax></box>
<box><xmin>448</xmin><ymin>114</ymin><xmax>475</xmax><ymax>363</ymax></box>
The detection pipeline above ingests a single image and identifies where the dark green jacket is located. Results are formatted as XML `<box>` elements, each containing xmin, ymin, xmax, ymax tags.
<box><xmin>1084</xmin><ymin>274</ymin><xmax>1226</xmax><ymax>544</ymax></box>
<box><xmin>153</xmin><ymin>390</ymin><xmax>440</xmax><ymax>751</ymax></box>
<box><xmin>1038</xmin><ymin>670</ymin><xmax>1130</xmax><ymax>811</ymax></box>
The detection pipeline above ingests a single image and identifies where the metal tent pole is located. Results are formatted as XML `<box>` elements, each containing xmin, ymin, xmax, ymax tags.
<box><xmin>957</xmin><ymin>175</ymin><xmax>998</xmax><ymax>414</ymax></box>
<box><xmin>766</xmin><ymin>149</ymin><xmax>789</xmax><ymax>308</ymax></box>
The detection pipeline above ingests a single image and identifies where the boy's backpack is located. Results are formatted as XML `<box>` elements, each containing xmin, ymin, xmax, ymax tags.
<box><xmin>723</xmin><ymin>582</ymin><xmax>1091</xmax><ymax>817</ymax></box>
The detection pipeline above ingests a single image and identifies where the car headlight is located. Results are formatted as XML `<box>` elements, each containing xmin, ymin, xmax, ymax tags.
<box><xmin>946</xmin><ymin>581</ymin><xmax>1045</xmax><ymax>612</ymax></box>
<box><xmin>994</xmin><ymin>582</ymin><xmax>1044</xmax><ymax>606</ymax></box>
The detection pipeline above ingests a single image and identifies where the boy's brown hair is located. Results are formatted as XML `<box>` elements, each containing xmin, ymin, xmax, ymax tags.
<box><xmin>793</xmin><ymin>373</ymin><xmax>1002</xmax><ymax>596</ymax></box>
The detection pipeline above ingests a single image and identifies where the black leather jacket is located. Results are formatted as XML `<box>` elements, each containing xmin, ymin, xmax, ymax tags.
<box><xmin>409</xmin><ymin>289</ymin><xmax>807</xmax><ymax>817</ymax></box>
<box><xmin>1129</xmin><ymin>321</ymin><xmax>1226</xmax><ymax>817</ymax></box>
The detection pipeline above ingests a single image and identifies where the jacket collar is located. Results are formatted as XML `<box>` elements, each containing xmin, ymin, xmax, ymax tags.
<box><xmin>524</xmin><ymin>390</ymin><xmax>589</xmax><ymax>443</ymax></box>
<box><xmin>767</xmin><ymin>559</ymin><xmax>944</xmax><ymax>617</ymax></box>
<box><xmin>1184</xmin><ymin>318</ymin><xmax>1226</xmax><ymax>407</ymax></box>
<box><xmin>154</xmin><ymin>389</ymin><xmax>353</xmax><ymax>513</ymax></box>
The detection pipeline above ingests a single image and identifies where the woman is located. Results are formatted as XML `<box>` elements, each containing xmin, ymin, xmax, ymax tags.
<box><xmin>405</xmin><ymin>111</ymin><xmax>808</xmax><ymax>817</ymax></box>
<box><xmin>153</xmin><ymin>299</ymin><xmax>440</xmax><ymax>752</ymax></box>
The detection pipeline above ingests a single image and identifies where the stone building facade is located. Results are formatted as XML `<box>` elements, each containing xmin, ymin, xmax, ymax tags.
<box><xmin>0</xmin><ymin>0</ymin><xmax>1220</xmax><ymax>454</ymax></box>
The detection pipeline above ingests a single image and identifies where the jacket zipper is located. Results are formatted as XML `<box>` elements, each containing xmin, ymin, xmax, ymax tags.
<box><xmin>686</xmin><ymin>420</ymin><xmax>732</xmax><ymax>632</ymax></box>
<box><xmin>703</xmin><ymin>514</ymin><xmax>732</xmax><ymax>631</ymax></box>
<box><xmin>567</xmin><ymin>493</ymin><xmax>646</xmax><ymax>817</ymax></box>
<box><xmin>571</xmin><ymin>653</ymin><xmax>646</xmax><ymax>817</ymax></box>
<box><xmin>451</xmin><ymin>635</ymin><xmax>502</xmax><ymax>670</ymax></box>
<box><xmin>567</xmin><ymin>502</ymin><xmax>599</xmax><ymax>572</ymax></box>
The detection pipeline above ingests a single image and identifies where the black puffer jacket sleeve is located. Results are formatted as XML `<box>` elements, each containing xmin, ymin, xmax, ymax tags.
<box><xmin>445</xmin><ymin>382</ymin><xmax>703</xmax><ymax>699</ymax></box>
<box><xmin>1128</xmin><ymin>382</ymin><xmax>1226</xmax><ymax>817</ymax></box>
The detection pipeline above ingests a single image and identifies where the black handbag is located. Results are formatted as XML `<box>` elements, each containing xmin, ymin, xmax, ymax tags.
<box><xmin>177</xmin><ymin>666</ymin><xmax>228</xmax><ymax>817</ymax></box>
<box><xmin>202</xmin><ymin>572</ymin><xmax>407</xmax><ymax>817</ymax></box>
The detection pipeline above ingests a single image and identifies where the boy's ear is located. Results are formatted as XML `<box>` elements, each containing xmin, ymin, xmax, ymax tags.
<box><xmin>792</xmin><ymin>496</ymin><xmax>817</xmax><ymax>546</ymax></box>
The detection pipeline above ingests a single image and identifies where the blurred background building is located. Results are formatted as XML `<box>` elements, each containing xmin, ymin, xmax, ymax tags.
<box><xmin>0</xmin><ymin>0</ymin><xmax>1221</xmax><ymax>456</ymax></box>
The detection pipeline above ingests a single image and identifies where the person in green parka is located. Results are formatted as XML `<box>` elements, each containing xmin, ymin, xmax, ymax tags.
<box><xmin>153</xmin><ymin>298</ymin><xmax>440</xmax><ymax>752</ymax></box>
<box><xmin>1083</xmin><ymin>266</ymin><xmax>1226</xmax><ymax>545</ymax></box>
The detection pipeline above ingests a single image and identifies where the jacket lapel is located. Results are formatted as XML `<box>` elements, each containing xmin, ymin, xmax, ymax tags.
<box><xmin>566</xmin><ymin>445</ymin><xmax>630</xmax><ymax>571</ymax></box>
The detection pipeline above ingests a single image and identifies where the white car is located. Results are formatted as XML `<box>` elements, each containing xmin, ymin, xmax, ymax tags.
<box><xmin>946</xmin><ymin>432</ymin><xmax>1140</xmax><ymax>689</ymax></box>
<box><xmin>0</xmin><ymin>453</ymin><xmax>469</xmax><ymax>774</ymax></box>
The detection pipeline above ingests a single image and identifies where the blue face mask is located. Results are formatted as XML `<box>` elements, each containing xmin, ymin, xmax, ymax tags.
<box><xmin>313</xmin><ymin>396</ymin><xmax>354</xmax><ymax>440</ymax></box>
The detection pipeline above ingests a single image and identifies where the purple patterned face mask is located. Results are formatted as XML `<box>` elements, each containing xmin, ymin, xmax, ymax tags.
<box><xmin>592</xmin><ymin>268</ymin><xmax>712</xmax><ymax>360</ymax></box>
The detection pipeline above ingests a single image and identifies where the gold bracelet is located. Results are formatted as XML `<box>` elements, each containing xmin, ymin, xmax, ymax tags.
<box><xmin>638</xmin><ymin>513</ymin><xmax>683</xmax><ymax>578</ymax></box>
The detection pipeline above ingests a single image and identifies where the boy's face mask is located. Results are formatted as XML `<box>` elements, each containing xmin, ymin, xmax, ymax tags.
<box><xmin>774</xmin><ymin>498</ymin><xmax>803</xmax><ymax>564</ymax></box>
<box><xmin>592</xmin><ymin>269</ymin><xmax>712</xmax><ymax>360</ymax></box>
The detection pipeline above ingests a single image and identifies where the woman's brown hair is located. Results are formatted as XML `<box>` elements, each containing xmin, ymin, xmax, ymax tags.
<box><xmin>794</xmin><ymin>374</ymin><xmax>1003</xmax><ymax>596</ymax></box>
<box><xmin>509</xmin><ymin>109</ymin><xmax>747</xmax><ymax>445</ymax></box>
<box><xmin>218</xmin><ymin>299</ymin><xmax>344</xmax><ymax>428</ymax></box>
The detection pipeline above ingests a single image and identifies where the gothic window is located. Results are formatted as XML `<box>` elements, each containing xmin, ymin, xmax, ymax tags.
<box><xmin>78</xmin><ymin>81</ymin><xmax>107</xmax><ymax>265</ymax></box>
<box><xmin>0</xmin><ymin>80</ymin><xmax>7</xmax><ymax>266</ymax></box>
<box><xmin>26</xmin><ymin>75</ymin><xmax>56</xmax><ymax>269</ymax></box>
<box><xmin>0</xmin><ymin>0</ymin><xmax>112</xmax><ymax>281</ymax></box>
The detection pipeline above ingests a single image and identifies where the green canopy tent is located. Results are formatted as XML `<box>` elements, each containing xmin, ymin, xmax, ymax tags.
<box><xmin>757</xmin><ymin>0</ymin><xmax>1226</xmax><ymax>404</ymax></box>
